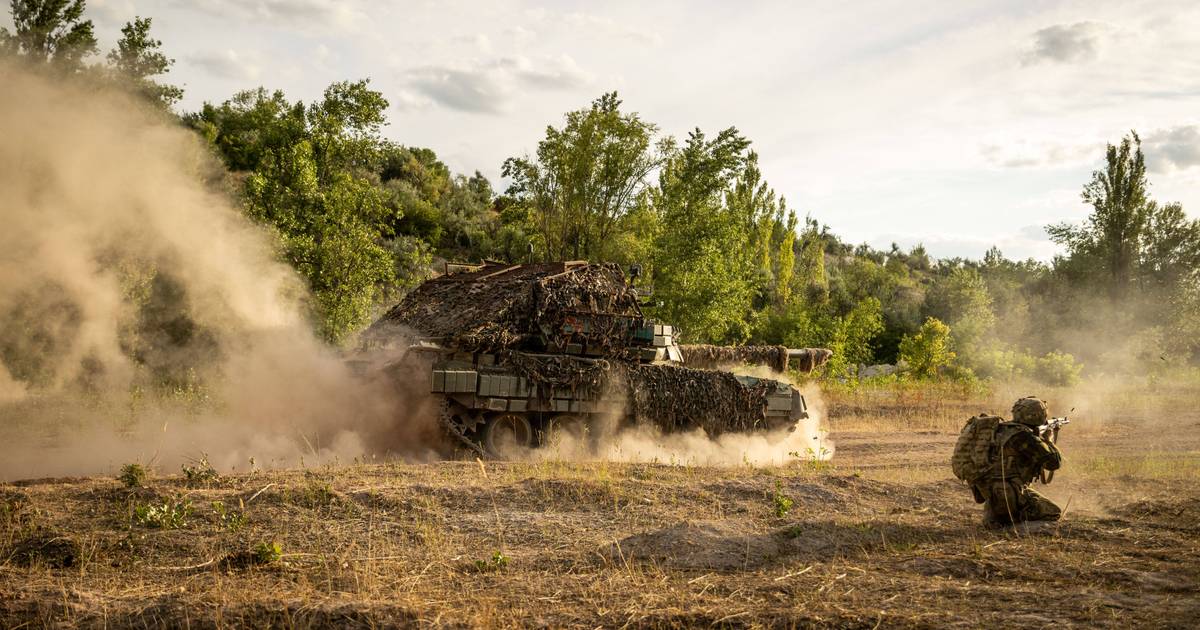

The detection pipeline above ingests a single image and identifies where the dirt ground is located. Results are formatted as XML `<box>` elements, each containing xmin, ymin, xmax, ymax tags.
<box><xmin>2</xmin><ymin>382</ymin><xmax>1198</xmax><ymax>628</ymax></box>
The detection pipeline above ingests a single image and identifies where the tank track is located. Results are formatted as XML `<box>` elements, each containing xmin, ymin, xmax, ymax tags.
<box><xmin>437</xmin><ymin>398</ymin><xmax>488</xmax><ymax>459</ymax></box>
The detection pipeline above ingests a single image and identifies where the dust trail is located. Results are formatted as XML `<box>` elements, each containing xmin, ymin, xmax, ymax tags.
<box><xmin>0</xmin><ymin>61</ymin><xmax>439</xmax><ymax>481</ymax></box>
<box><xmin>534</xmin><ymin>384</ymin><xmax>834</xmax><ymax>466</ymax></box>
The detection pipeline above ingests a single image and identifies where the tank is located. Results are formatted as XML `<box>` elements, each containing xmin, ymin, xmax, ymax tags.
<box><xmin>362</xmin><ymin>261</ymin><xmax>832</xmax><ymax>458</ymax></box>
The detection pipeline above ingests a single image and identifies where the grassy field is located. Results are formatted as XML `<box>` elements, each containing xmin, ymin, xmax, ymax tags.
<box><xmin>2</xmin><ymin>378</ymin><xmax>1198</xmax><ymax>628</ymax></box>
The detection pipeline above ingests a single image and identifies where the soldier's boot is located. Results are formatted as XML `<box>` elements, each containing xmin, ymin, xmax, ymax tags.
<box><xmin>1019</xmin><ymin>487</ymin><xmax>1062</xmax><ymax>522</ymax></box>
<box><xmin>981</xmin><ymin>480</ymin><xmax>1022</xmax><ymax>528</ymax></box>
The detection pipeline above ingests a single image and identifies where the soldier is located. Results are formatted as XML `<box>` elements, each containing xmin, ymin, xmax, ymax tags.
<box><xmin>972</xmin><ymin>397</ymin><xmax>1064</xmax><ymax>528</ymax></box>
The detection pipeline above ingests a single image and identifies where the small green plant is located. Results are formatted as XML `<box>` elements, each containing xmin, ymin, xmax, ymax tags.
<box><xmin>474</xmin><ymin>550</ymin><xmax>509</xmax><ymax>572</ymax></box>
<box><xmin>211</xmin><ymin>501</ymin><xmax>246</xmax><ymax>532</ymax></box>
<box><xmin>789</xmin><ymin>447</ymin><xmax>831</xmax><ymax>472</ymax></box>
<box><xmin>253</xmin><ymin>541</ymin><xmax>282</xmax><ymax>564</ymax></box>
<box><xmin>772</xmin><ymin>479</ymin><xmax>793</xmax><ymax>518</ymax></box>
<box><xmin>118</xmin><ymin>463</ymin><xmax>148</xmax><ymax>489</ymax></box>
<box><xmin>133</xmin><ymin>500</ymin><xmax>191</xmax><ymax>529</ymax></box>
<box><xmin>219</xmin><ymin>541</ymin><xmax>282</xmax><ymax>570</ymax></box>
<box><xmin>295</xmin><ymin>479</ymin><xmax>335</xmax><ymax>508</ymax></box>
<box><xmin>182</xmin><ymin>455</ymin><xmax>219</xmax><ymax>486</ymax></box>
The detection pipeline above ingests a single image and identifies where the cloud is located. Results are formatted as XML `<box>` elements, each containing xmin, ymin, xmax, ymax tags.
<box><xmin>498</xmin><ymin>55</ymin><xmax>591</xmax><ymax>90</ymax></box>
<box><xmin>176</xmin><ymin>0</ymin><xmax>363</xmax><ymax>30</ymax></box>
<box><xmin>1143</xmin><ymin>125</ymin><xmax>1200</xmax><ymax>173</ymax></box>
<box><xmin>563</xmin><ymin>12</ymin><xmax>664</xmax><ymax>47</ymax></box>
<box><xmin>979</xmin><ymin>141</ymin><xmax>1098</xmax><ymax>169</ymax></box>
<box><xmin>186</xmin><ymin>49</ymin><xmax>262</xmax><ymax>81</ymax></box>
<box><xmin>401</xmin><ymin>55</ymin><xmax>592</xmax><ymax>114</ymax></box>
<box><xmin>1023</xmin><ymin>21</ymin><xmax>1108</xmax><ymax>65</ymax></box>
<box><xmin>404</xmin><ymin>65</ymin><xmax>511</xmax><ymax>114</ymax></box>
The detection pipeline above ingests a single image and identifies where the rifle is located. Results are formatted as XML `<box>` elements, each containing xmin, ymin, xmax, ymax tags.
<box><xmin>1036</xmin><ymin>417</ymin><xmax>1069</xmax><ymax>484</ymax></box>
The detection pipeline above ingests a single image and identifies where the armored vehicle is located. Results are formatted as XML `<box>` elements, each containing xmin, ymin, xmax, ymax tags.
<box><xmin>364</xmin><ymin>261</ymin><xmax>831</xmax><ymax>458</ymax></box>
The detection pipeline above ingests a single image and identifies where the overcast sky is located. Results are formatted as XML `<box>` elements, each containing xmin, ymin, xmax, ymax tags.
<box><xmin>66</xmin><ymin>0</ymin><xmax>1200</xmax><ymax>260</ymax></box>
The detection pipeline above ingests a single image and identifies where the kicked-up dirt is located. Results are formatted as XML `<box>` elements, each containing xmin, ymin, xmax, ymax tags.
<box><xmin>1</xmin><ymin>381</ymin><xmax>1198</xmax><ymax>628</ymax></box>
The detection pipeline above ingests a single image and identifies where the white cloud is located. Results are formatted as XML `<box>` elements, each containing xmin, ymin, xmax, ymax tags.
<box><xmin>404</xmin><ymin>64</ymin><xmax>512</xmax><ymax>114</ymax></box>
<box><xmin>979</xmin><ymin>141</ymin><xmax>1100</xmax><ymax>169</ymax></box>
<box><xmin>186</xmin><ymin>49</ymin><xmax>262</xmax><ymax>81</ymax></box>
<box><xmin>562</xmin><ymin>11</ymin><xmax>664</xmax><ymax>47</ymax></box>
<box><xmin>1143</xmin><ymin>125</ymin><xmax>1200</xmax><ymax>173</ymax></box>
<box><xmin>176</xmin><ymin>0</ymin><xmax>363</xmax><ymax>31</ymax></box>
<box><xmin>1022</xmin><ymin>21</ymin><xmax>1109</xmax><ymax>65</ymax></box>
<box><xmin>498</xmin><ymin>55</ymin><xmax>591</xmax><ymax>90</ymax></box>
<box><xmin>401</xmin><ymin>55</ymin><xmax>592</xmax><ymax>114</ymax></box>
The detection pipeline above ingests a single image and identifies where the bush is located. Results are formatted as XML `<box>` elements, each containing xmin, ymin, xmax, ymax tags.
<box><xmin>133</xmin><ymin>500</ymin><xmax>191</xmax><ymax>529</ymax></box>
<box><xmin>118</xmin><ymin>463</ymin><xmax>148</xmax><ymax>489</ymax></box>
<box><xmin>182</xmin><ymin>455</ymin><xmax>219</xmax><ymax>486</ymax></box>
<box><xmin>972</xmin><ymin>348</ymin><xmax>1037</xmax><ymax>381</ymax></box>
<box><xmin>898</xmin><ymin>317</ymin><xmax>955</xmax><ymax>379</ymax></box>
<box><xmin>1036</xmin><ymin>351</ymin><xmax>1083</xmax><ymax>386</ymax></box>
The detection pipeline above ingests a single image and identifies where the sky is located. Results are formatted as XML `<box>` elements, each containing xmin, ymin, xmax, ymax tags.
<box><xmin>54</xmin><ymin>1</ymin><xmax>1200</xmax><ymax>260</ymax></box>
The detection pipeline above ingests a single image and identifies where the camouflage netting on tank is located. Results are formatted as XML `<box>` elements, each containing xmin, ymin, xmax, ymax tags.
<box><xmin>680</xmin><ymin>345</ymin><xmax>833</xmax><ymax>373</ymax></box>
<box><xmin>621</xmin><ymin>364</ymin><xmax>772</xmax><ymax>436</ymax></box>
<box><xmin>497</xmin><ymin>354</ymin><xmax>773</xmax><ymax>436</ymax></box>
<box><xmin>681</xmin><ymin>345</ymin><xmax>790</xmax><ymax>373</ymax></box>
<box><xmin>366</xmin><ymin>262</ymin><xmax>643</xmax><ymax>355</ymax></box>
<box><xmin>504</xmin><ymin>352</ymin><xmax>611</xmax><ymax>398</ymax></box>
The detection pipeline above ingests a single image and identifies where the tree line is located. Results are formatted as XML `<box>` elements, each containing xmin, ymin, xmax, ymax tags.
<box><xmin>5</xmin><ymin>0</ymin><xmax>1200</xmax><ymax>387</ymax></box>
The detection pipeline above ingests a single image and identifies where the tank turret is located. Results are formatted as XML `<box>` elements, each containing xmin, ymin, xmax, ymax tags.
<box><xmin>364</xmin><ymin>261</ymin><xmax>832</xmax><ymax>457</ymax></box>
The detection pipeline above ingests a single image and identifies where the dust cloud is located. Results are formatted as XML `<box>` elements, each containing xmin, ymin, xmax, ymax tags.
<box><xmin>533</xmin><ymin>384</ymin><xmax>834</xmax><ymax>467</ymax></box>
<box><xmin>0</xmin><ymin>61</ymin><xmax>440</xmax><ymax>481</ymax></box>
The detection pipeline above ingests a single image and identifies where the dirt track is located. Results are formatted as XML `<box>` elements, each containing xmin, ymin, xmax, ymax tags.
<box><xmin>2</xmin><ymin>392</ymin><xmax>1198</xmax><ymax>628</ymax></box>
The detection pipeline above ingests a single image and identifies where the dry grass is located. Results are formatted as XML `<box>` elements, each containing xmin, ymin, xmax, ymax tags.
<box><xmin>2</xmin><ymin>378</ymin><xmax>1199</xmax><ymax>628</ymax></box>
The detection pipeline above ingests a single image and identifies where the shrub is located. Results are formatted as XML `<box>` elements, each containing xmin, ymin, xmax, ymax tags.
<box><xmin>133</xmin><ymin>500</ymin><xmax>191</xmax><ymax>529</ymax></box>
<box><xmin>118</xmin><ymin>463</ymin><xmax>148</xmax><ymax>489</ymax></box>
<box><xmin>972</xmin><ymin>348</ymin><xmax>1037</xmax><ymax>381</ymax></box>
<box><xmin>898</xmin><ymin>317</ymin><xmax>955</xmax><ymax>379</ymax></box>
<box><xmin>1036</xmin><ymin>351</ymin><xmax>1083</xmax><ymax>386</ymax></box>
<box><xmin>182</xmin><ymin>455</ymin><xmax>219</xmax><ymax>486</ymax></box>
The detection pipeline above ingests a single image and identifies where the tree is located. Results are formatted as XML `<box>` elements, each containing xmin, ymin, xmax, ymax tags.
<box><xmin>189</xmin><ymin>81</ymin><xmax>398</xmax><ymax>342</ymax></box>
<box><xmin>649</xmin><ymin>127</ymin><xmax>757</xmax><ymax>342</ymax></box>
<box><xmin>924</xmin><ymin>266</ymin><xmax>995</xmax><ymax>358</ymax></box>
<box><xmin>899</xmin><ymin>317</ymin><xmax>955</xmax><ymax>379</ymax></box>
<box><xmin>106</xmin><ymin>16</ymin><xmax>182</xmax><ymax>107</ymax></box>
<box><xmin>0</xmin><ymin>0</ymin><xmax>97</xmax><ymax>69</ymax></box>
<box><xmin>502</xmin><ymin>92</ymin><xmax>664</xmax><ymax>261</ymax></box>
<box><xmin>1048</xmin><ymin>132</ymin><xmax>1149</xmax><ymax>295</ymax></box>
<box><xmin>1140</xmin><ymin>201</ymin><xmax>1200</xmax><ymax>290</ymax></box>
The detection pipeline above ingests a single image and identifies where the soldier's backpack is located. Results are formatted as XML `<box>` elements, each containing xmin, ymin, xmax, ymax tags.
<box><xmin>951</xmin><ymin>414</ymin><xmax>1003</xmax><ymax>483</ymax></box>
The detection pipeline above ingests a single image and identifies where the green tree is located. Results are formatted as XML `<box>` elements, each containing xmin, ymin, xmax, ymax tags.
<box><xmin>1048</xmin><ymin>132</ymin><xmax>1149</xmax><ymax>295</ymax></box>
<box><xmin>502</xmin><ymin>92</ymin><xmax>664</xmax><ymax>261</ymax></box>
<box><xmin>0</xmin><ymin>0</ymin><xmax>96</xmax><ymax>69</ymax></box>
<box><xmin>245</xmin><ymin>141</ymin><xmax>393</xmax><ymax>342</ymax></box>
<box><xmin>924</xmin><ymin>266</ymin><xmax>995</xmax><ymax>359</ymax></box>
<box><xmin>106</xmin><ymin>16</ymin><xmax>182</xmax><ymax>108</ymax></box>
<box><xmin>189</xmin><ymin>81</ymin><xmax>398</xmax><ymax>342</ymax></box>
<box><xmin>649</xmin><ymin>127</ymin><xmax>756</xmax><ymax>342</ymax></box>
<box><xmin>899</xmin><ymin>317</ymin><xmax>956</xmax><ymax>379</ymax></box>
<box><xmin>1140</xmin><ymin>201</ymin><xmax>1200</xmax><ymax>290</ymax></box>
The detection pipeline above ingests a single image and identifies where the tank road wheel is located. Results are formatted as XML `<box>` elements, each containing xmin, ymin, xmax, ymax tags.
<box><xmin>542</xmin><ymin>414</ymin><xmax>589</xmax><ymax>448</ymax></box>
<box><xmin>481</xmin><ymin>412</ymin><xmax>535</xmax><ymax>458</ymax></box>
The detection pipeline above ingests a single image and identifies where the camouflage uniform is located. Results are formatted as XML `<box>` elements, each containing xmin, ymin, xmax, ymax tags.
<box><xmin>973</xmin><ymin>397</ymin><xmax>1063</xmax><ymax>528</ymax></box>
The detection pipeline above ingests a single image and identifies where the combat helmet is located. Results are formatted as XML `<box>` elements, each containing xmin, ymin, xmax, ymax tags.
<box><xmin>1011</xmin><ymin>397</ymin><xmax>1048</xmax><ymax>426</ymax></box>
